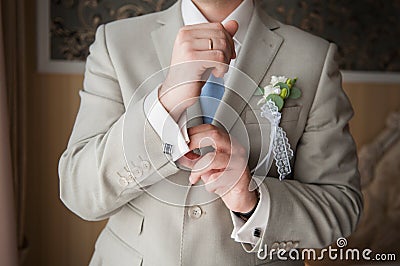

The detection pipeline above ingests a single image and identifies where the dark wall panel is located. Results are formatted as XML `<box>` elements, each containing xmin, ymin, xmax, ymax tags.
<box><xmin>50</xmin><ymin>0</ymin><xmax>400</xmax><ymax>71</ymax></box>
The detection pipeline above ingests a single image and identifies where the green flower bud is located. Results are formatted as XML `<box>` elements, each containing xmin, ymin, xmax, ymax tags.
<box><xmin>286</xmin><ymin>78</ymin><xmax>293</xmax><ymax>88</ymax></box>
<box><xmin>280</xmin><ymin>88</ymin><xmax>288</xmax><ymax>99</ymax></box>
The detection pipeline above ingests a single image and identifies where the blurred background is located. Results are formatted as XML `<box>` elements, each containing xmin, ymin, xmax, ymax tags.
<box><xmin>0</xmin><ymin>0</ymin><xmax>399</xmax><ymax>265</ymax></box>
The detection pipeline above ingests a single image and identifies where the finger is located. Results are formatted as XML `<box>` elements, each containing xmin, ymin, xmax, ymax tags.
<box><xmin>188</xmin><ymin>125</ymin><xmax>230</xmax><ymax>152</ymax></box>
<box><xmin>204</xmin><ymin>170</ymin><xmax>238</xmax><ymax>195</ymax></box>
<box><xmin>185</xmin><ymin>151</ymin><xmax>201</xmax><ymax>160</ymax></box>
<box><xmin>167</xmin><ymin>59</ymin><xmax>228</xmax><ymax>81</ymax></box>
<box><xmin>184</xmin><ymin>38</ymin><xmax>234</xmax><ymax>61</ymax></box>
<box><xmin>215</xmin><ymin>25</ymin><xmax>236</xmax><ymax>60</ymax></box>
<box><xmin>189</xmin><ymin>152</ymin><xmax>219</xmax><ymax>184</ymax></box>
<box><xmin>177</xmin><ymin>152</ymin><xmax>201</xmax><ymax>169</ymax></box>
<box><xmin>179</xmin><ymin>24</ymin><xmax>235</xmax><ymax>59</ymax></box>
<box><xmin>188</xmin><ymin>124</ymin><xmax>218</xmax><ymax>135</ymax></box>
<box><xmin>200</xmin><ymin>169</ymin><xmax>220</xmax><ymax>184</ymax></box>
<box><xmin>189</xmin><ymin>133</ymin><xmax>231</xmax><ymax>153</ymax></box>
<box><xmin>204</xmin><ymin>159</ymin><xmax>246</xmax><ymax>195</ymax></box>
<box><xmin>188</xmin><ymin>125</ymin><xmax>247</xmax><ymax>156</ymax></box>
<box><xmin>190</xmin><ymin>168</ymin><xmax>216</xmax><ymax>185</ymax></box>
<box><xmin>223</xmin><ymin>20</ymin><xmax>238</xmax><ymax>59</ymax></box>
<box><xmin>180</xmin><ymin>23</ymin><xmax>232</xmax><ymax>40</ymax></box>
<box><xmin>192</xmin><ymin>50</ymin><xmax>229</xmax><ymax>64</ymax></box>
<box><xmin>204</xmin><ymin>171</ymin><xmax>225</xmax><ymax>194</ymax></box>
<box><xmin>223</xmin><ymin>20</ymin><xmax>239</xmax><ymax>37</ymax></box>
<box><xmin>180</xmin><ymin>27</ymin><xmax>226</xmax><ymax>41</ymax></box>
<box><xmin>191</xmin><ymin>51</ymin><xmax>230</xmax><ymax>77</ymax></box>
<box><xmin>180</xmin><ymin>53</ymin><xmax>229</xmax><ymax>78</ymax></box>
<box><xmin>189</xmin><ymin>131</ymin><xmax>232</xmax><ymax>154</ymax></box>
<box><xmin>189</xmin><ymin>152</ymin><xmax>230</xmax><ymax>184</ymax></box>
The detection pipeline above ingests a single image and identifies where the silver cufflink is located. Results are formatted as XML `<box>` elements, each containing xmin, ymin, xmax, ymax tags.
<box><xmin>163</xmin><ymin>143</ymin><xmax>173</xmax><ymax>155</ymax></box>
<box><xmin>253</xmin><ymin>228</ymin><xmax>261</xmax><ymax>238</ymax></box>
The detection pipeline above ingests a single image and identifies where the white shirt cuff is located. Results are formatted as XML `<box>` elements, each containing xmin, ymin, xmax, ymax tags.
<box><xmin>230</xmin><ymin>183</ymin><xmax>270</xmax><ymax>245</ymax></box>
<box><xmin>144</xmin><ymin>86</ymin><xmax>190</xmax><ymax>161</ymax></box>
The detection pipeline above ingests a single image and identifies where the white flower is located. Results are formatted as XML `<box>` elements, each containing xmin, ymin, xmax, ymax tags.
<box><xmin>263</xmin><ymin>84</ymin><xmax>281</xmax><ymax>97</ymax></box>
<box><xmin>270</xmin><ymin>76</ymin><xmax>287</xmax><ymax>86</ymax></box>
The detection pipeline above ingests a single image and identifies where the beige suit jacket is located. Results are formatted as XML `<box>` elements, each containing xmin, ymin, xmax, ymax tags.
<box><xmin>59</xmin><ymin>1</ymin><xmax>362</xmax><ymax>265</ymax></box>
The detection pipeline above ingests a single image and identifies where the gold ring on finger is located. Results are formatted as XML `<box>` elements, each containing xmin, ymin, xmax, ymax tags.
<box><xmin>208</xmin><ymin>38</ymin><xmax>213</xmax><ymax>50</ymax></box>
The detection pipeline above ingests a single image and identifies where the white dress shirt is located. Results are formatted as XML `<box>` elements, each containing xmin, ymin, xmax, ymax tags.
<box><xmin>144</xmin><ymin>0</ymin><xmax>271</xmax><ymax>246</ymax></box>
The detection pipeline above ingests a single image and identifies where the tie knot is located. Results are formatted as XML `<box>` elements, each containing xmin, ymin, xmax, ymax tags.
<box><xmin>208</xmin><ymin>74</ymin><xmax>224</xmax><ymax>85</ymax></box>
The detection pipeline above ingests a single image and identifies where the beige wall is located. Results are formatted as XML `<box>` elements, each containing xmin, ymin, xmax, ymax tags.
<box><xmin>344</xmin><ymin>83</ymin><xmax>400</xmax><ymax>149</ymax></box>
<box><xmin>23</xmin><ymin>73</ymin><xmax>107</xmax><ymax>266</ymax></box>
<box><xmin>22</xmin><ymin>0</ymin><xmax>399</xmax><ymax>265</ymax></box>
<box><xmin>24</xmin><ymin>2</ymin><xmax>106</xmax><ymax>265</ymax></box>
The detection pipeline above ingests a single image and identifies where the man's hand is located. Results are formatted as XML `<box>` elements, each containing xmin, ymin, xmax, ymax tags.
<box><xmin>159</xmin><ymin>21</ymin><xmax>239</xmax><ymax>122</ymax></box>
<box><xmin>178</xmin><ymin>124</ymin><xmax>258</xmax><ymax>213</ymax></box>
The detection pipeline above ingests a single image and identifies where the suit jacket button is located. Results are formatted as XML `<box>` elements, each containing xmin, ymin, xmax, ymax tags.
<box><xmin>132</xmin><ymin>167</ymin><xmax>143</xmax><ymax>178</ymax></box>
<box><xmin>126</xmin><ymin>174</ymin><xmax>134</xmax><ymax>183</ymax></box>
<box><xmin>188</xmin><ymin>206</ymin><xmax>202</xmax><ymax>219</ymax></box>
<box><xmin>285</xmin><ymin>241</ymin><xmax>294</xmax><ymax>251</ymax></box>
<box><xmin>141</xmin><ymin>161</ymin><xmax>151</xmax><ymax>171</ymax></box>
<box><xmin>119</xmin><ymin>177</ymin><xmax>129</xmax><ymax>187</ymax></box>
<box><xmin>271</xmin><ymin>242</ymin><xmax>279</xmax><ymax>250</ymax></box>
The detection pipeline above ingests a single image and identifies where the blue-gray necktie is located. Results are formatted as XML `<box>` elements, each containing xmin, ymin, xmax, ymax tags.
<box><xmin>199</xmin><ymin>74</ymin><xmax>225</xmax><ymax>124</ymax></box>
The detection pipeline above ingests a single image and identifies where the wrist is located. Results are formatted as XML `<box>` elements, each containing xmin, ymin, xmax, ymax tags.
<box><xmin>233</xmin><ymin>190</ymin><xmax>260</xmax><ymax>221</ymax></box>
<box><xmin>158</xmin><ymin>86</ymin><xmax>185</xmax><ymax>122</ymax></box>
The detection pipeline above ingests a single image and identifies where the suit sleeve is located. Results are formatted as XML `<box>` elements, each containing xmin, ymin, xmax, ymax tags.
<box><xmin>58</xmin><ymin>25</ymin><xmax>180</xmax><ymax>221</ymax></box>
<box><xmin>244</xmin><ymin>43</ymin><xmax>363</xmax><ymax>252</ymax></box>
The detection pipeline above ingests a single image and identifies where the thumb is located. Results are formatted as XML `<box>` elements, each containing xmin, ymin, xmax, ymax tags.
<box><xmin>224</xmin><ymin>20</ymin><xmax>239</xmax><ymax>37</ymax></box>
<box><xmin>176</xmin><ymin>151</ymin><xmax>201</xmax><ymax>169</ymax></box>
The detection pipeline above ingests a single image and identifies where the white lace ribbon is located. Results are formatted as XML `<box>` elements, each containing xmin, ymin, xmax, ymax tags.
<box><xmin>260</xmin><ymin>100</ymin><xmax>293</xmax><ymax>180</ymax></box>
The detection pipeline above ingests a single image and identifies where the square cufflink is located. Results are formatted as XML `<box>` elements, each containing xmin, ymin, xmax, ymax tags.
<box><xmin>253</xmin><ymin>228</ymin><xmax>262</xmax><ymax>238</ymax></box>
<box><xmin>163</xmin><ymin>143</ymin><xmax>173</xmax><ymax>155</ymax></box>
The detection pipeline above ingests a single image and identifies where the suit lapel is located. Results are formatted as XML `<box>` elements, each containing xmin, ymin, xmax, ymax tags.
<box><xmin>151</xmin><ymin>0</ymin><xmax>205</xmax><ymax>126</ymax></box>
<box><xmin>151</xmin><ymin>1</ymin><xmax>184</xmax><ymax>70</ymax></box>
<box><xmin>151</xmin><ymin>1</ymin><xmax>202</xmax><ymax>125</ymax></box>
<box><xmin>213</xmin><ymin>8</ymin><xmax>283</xmax><ymax>132</ymax></box>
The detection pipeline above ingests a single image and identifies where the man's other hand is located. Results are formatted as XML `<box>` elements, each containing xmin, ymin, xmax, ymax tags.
<box><xmin>178</xmin><ymin>124</ymin><xmax>258</xmax><ymax>213</ymax></box>
<box><xmin>159</xmin><ymin>21</ymin><xmax>238</xmax><ymax>122</ymax></box>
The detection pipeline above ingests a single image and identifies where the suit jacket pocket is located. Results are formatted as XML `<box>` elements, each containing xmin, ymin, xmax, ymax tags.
<box><xmin>106</xmin><ymin>203</ymin><xmax>144</xmax><ymax>250</ymax></box>
<box><xmin>244</xmin><ymin>106</ymin><xmax>301</xmax><ymax>124</ymax></box>
<box><xmin>90</xmin><ymin>227</ymin><xmax>143</xmax><ymax>266</ymax></box>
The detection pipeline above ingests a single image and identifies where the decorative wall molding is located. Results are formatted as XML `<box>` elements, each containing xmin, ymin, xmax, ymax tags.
<box><xmin>37</xmin><ymin>0</ymin><xmax>86</xmax><ymax>73</ymax></box>
<box><xmin>38</xmin><ymin>0</ymin><xmax>400</xmax><ymax>82</ymax></box>
<box><xmin>341</xmin><ymin>71</ymin><xmax>400</xmax><ymax>84</ymax></box>
<box><xmin>38</xmin><ymin>0</ymin><xmax>176</xmax><ymax>73</ymax></box>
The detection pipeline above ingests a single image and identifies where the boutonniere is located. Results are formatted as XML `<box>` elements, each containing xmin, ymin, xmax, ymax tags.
<box><xmin>253</xmin><ymin>76</ymin><xmax>302</xmax><ymax>181</ymax></box>
<box><xmin>255</xmin><ymin>76</ymin><xmax>301</xmax><ymax>111</ymax></box>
